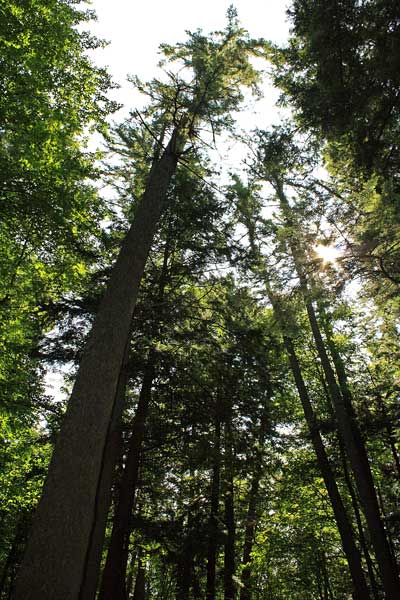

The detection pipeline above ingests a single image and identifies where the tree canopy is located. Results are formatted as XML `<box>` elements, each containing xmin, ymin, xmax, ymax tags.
<box><xmin>1</xmin><ymin>2</ymin><xmax>399</xmax><ymax>599</ymax></box>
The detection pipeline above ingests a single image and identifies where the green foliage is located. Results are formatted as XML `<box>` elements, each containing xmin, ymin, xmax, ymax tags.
<box><xmin>0</xmin><ymin>0</ymin><xmax>115</xmax><ymax>413</ymax></box>
<box><xmin>270</xmin><ymin>0</ymin><xmax>400</xmax><ymax>178</ymax></box>
<box><xmin>1</xmin><ymin>3</ymin><xmax>400</xmax><ymax>598</ymax></box>
<box><xmin>252</xmin><ymin>448</ymin><xmax>352</xmax><ymax>599</ymax></box>
<box><xmin>0</xmin><ymin>2</ymin><xmax>116</xmax><ymax>592</ymax></box>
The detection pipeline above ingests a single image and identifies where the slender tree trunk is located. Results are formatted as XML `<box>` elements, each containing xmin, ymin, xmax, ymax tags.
<box><xmin>284</xmin><ymin>336</ymin><xmax>371</xmax><ymax>600</ymax></box>
<box><xmin>239</xmin><ymin>466</ymin><xmax>261</xmax><ymax>600</ymax></box>
<box><xmin>276</xmin><ymin>182</ymin><xmax>400</xmax><ymax>598</ymax></box>
<box><xmin>304</xmin><ymin>299</ymin><xmax>399</xmax><ymax>597</ymax></box>
<box><xmin>15</xmin><ymin>131</ymin><xmax>181</xmax><ymax>600</ymax></box>
<box><xmin>176</xmin><ymin>540</ymin><xmax>192</xmax><ymax>600</ymax></box>
<box><xmin>132</xmin><ymin>549</ymin><xmax>146</xmax><ymax>600</ymax></box>
<box><xmin>176</xmin><ymin>502</ymin><xmax>195</xmax><ymax>600</ymax></box>
<box><xmin>317</xmin><ymin>365</ymin><xmax>379</xmax><ymax>599</ymax></box>
<box><xmin>224</xmin><ymin>419</ymin><xmax>236</xmax><ymax>600</ymax></box>
<box><xmin>206</xmin><ymin>410</ymin><xmax>221</xmax><ymax>600</ymax></box>
<box><xmin>98</xmin><ymin>351</ymin><xmax>156</xmax><ymax>600</ymax></box>
<box><xmin>239</xmin><ymin>208</ymin><xmax>370</xmax><ymax>599</ymax></box>
<box><xmin>341</xmin><ymin>445</ymin><xmax>380</xmax><ymax>600</ymax></box>
<box><xmin>376</xmin><ymin>486</ymin><xmax>397</xmax><ymax>565</ymax></box>
<box><xmin>386</xmin><ymin>424</ymin><xmax>400</xmax><ymax>480</ymax></box>
<box><xmin>240</xmin><ymin>410</ymin><xmax>268</xmax><ymax>600</ymax></box>
<box><xmin>321</xmin><ymin>552</ymin><xmax>334</xmax><ymax>600</ymax></box>
<box><xmin>125</xmin><ymin>550</ymin><xmax>135</xmax><ymax>600</ymax></box>
<box><xmin>375</xmin><ymin>394</ymin><xmax>400</xmax><ymax>480</ymax></box>
<box><xmin>316</xmin><ymin>570</ymin><xmax>324</xmax><ymax>600</ymax></box>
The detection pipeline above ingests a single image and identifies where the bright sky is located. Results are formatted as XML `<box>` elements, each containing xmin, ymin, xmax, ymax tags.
<box><xmin>88</xmin><ymin>0</ymin><xmax>291</xmax><ymax>126</ymax></box>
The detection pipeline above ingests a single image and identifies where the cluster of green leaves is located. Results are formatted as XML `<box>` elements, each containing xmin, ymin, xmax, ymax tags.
<box><xmin>0</xmin><ymin>1</ymin><xmax>117</xmax><ymax>592</ymax></box>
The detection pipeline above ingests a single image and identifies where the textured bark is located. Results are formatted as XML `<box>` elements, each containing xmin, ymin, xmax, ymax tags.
<box><xmin>79</xmin><ymin>348</ymin><xmax>131</xmax><ymax>600</ymax></box>
<box><xmin>99</xmin><ymin>229</ymin><xmax>171</xmax><ymax>600</ymax></box>
<box><xmin>98</xmin><ymin>351</ymin><xmax>156</xmax><ymax>600</ymax></box>
<box><xmin>206</xmin><ymin>412</ymin><xmax>221</xmax><ymax>600</ymax></box>
<box><xmin>15</xmin><ymin>132</ymin><xmax>180</xmax><ymax>600</ymax></box>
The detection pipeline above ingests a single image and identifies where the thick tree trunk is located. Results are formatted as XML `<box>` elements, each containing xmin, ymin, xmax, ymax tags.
<box><xmin>206</xmin><ymin>411</ymin><xmax>221</xmax><ymax>600</ymax></box>
<box><xmin>98</xmin><ymin>351</ymin><xmax>156</xmax><ymax>600</ymax></box>
<box><xmin>15</xmin><ymin>132</ymin><xmax>180</xmax><ymax>600</ymax></box>
<box><xmin>99</xmin><ymin>228</ymin><xmax>171</xmax><ymax>600</ymax></box>
<box><xmin>79</xmin><ymin>347</ymin><xmax>131</xmax><ymax>600</ymax></box>
<box><xmin>224</xmin><ymin>419</ymin><xmax>236</xmax><ymax>600</ymax></box>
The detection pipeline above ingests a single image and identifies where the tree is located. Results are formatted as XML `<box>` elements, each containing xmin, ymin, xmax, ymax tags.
<box><xmin>15</xmin><ymin>15</ymin><xmax>263</xmax><ymax>596</ymax></box>
<box><xmin>0</xmin><ymin>1</ymin><xmax>115</xmax><ymax>596</ymax></box>
<box><xmin>268</xmin><ymin>0</ymin><xmax>400</xmax><ymax>301</ymax></box>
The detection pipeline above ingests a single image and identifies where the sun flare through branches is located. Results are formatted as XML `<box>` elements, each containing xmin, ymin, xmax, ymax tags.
<box><xmin>314</xmin><ymin>244</ymin><xmax>341</xmax><ymax>264</ymax></box>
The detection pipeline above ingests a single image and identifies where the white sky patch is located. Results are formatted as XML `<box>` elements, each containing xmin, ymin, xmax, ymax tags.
<box><xmin>314</xmin><ymin>244</ymin><xmax>341</xmax><ymax>264</ymax></box>
<box><xmin>88</xmin><ymin>0</ymin><xmax>290</xmax><ymax>122</ymax></box>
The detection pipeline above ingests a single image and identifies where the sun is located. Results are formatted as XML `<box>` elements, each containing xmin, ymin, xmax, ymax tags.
<box><xmin>314</xmin><ymin>244</ymin><xmax>341</xmax><ymax>264</ymax></box>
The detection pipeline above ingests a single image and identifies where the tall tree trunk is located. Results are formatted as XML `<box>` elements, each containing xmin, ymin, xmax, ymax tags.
<box><xmin>317</xmin><ymin>349</ymin><xmax>380</xmax><ymax>600</ymax></box>
<box><xmin>206</xmin><ymin>409</ymin><xmax>221</xmax><ymax>600</ymax></box>
<box><xmin>341</xmin><ymin>444</ymin><xmax>380</xmax><ymax>600</ymax></box>
<box><xmin>224</xmin><ymin>419</ymin><xmax>236</xmax><ymax>600</ymax></box>
<box><xmin>283</xmin><ymin>336</ymin><xmax>371</xmax><ymax>600</ymax></box>
<box><xmin>15</xmin><ymin>131</ymin><xmax>181</xmax><ymax>600</ymax></box>
<box><xmin>320</xmin><ymin>551</ymin><xmax>334</xmax><ymax>600</ymax></box>
<box><xmin>276</xmin><ymin>181</ymin><xmax>400</xmax><ymax>599</ymax></box>
<box><xmin>317</xmin><ymin>364</ymin><xmax>380</xmax><ymax>599</ymax></box>
<box><xmin>98</xmin><ymin>350</ymin><xmax>156</xmax><ymax>600</ymax></box>
<box><xmin>239</xmin><ymin>209</ymin><xmax>370</xmax><ymax>599</ymax></box>
<box><xmin>176</xmin><ymin>501</ymin><xmax>196</xmax><ymax>600</ymax></box>
<box><xmin>79</xmin><ymin>345</ymin><xmax>131</xmax><ymax>600</ymax></box>
<box><xmin>99</xmin><ymin>227</ymin><xmax>171</xmax><ymax>599</ymax></box>
<box><xmin>176</xmin><ymin>538</ymin><xmax>193</xmax><ymax>600</ymax></box>
<box><xmin>132</xmin><ymin>549</ymin><xmax>146</xmax><ymax>600</ymax></box>
<box><xmin>239</xmin><ymin>472</ymin><xmax>259</xmax><ymax>600</ymax></box>
<box><xmin>375</xmin><ymin>394</ymin><xmax>400</xmax><ymax>480</ymax></box>
<box><xmin>303</xmin><ymin>297</ymin><xmax>399</xmax><ymax>597</ymax></box>
<box><xmin>239</xmin><ymin>410</ymin><xmax>268</xmax><ymax>600</ymax></box>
